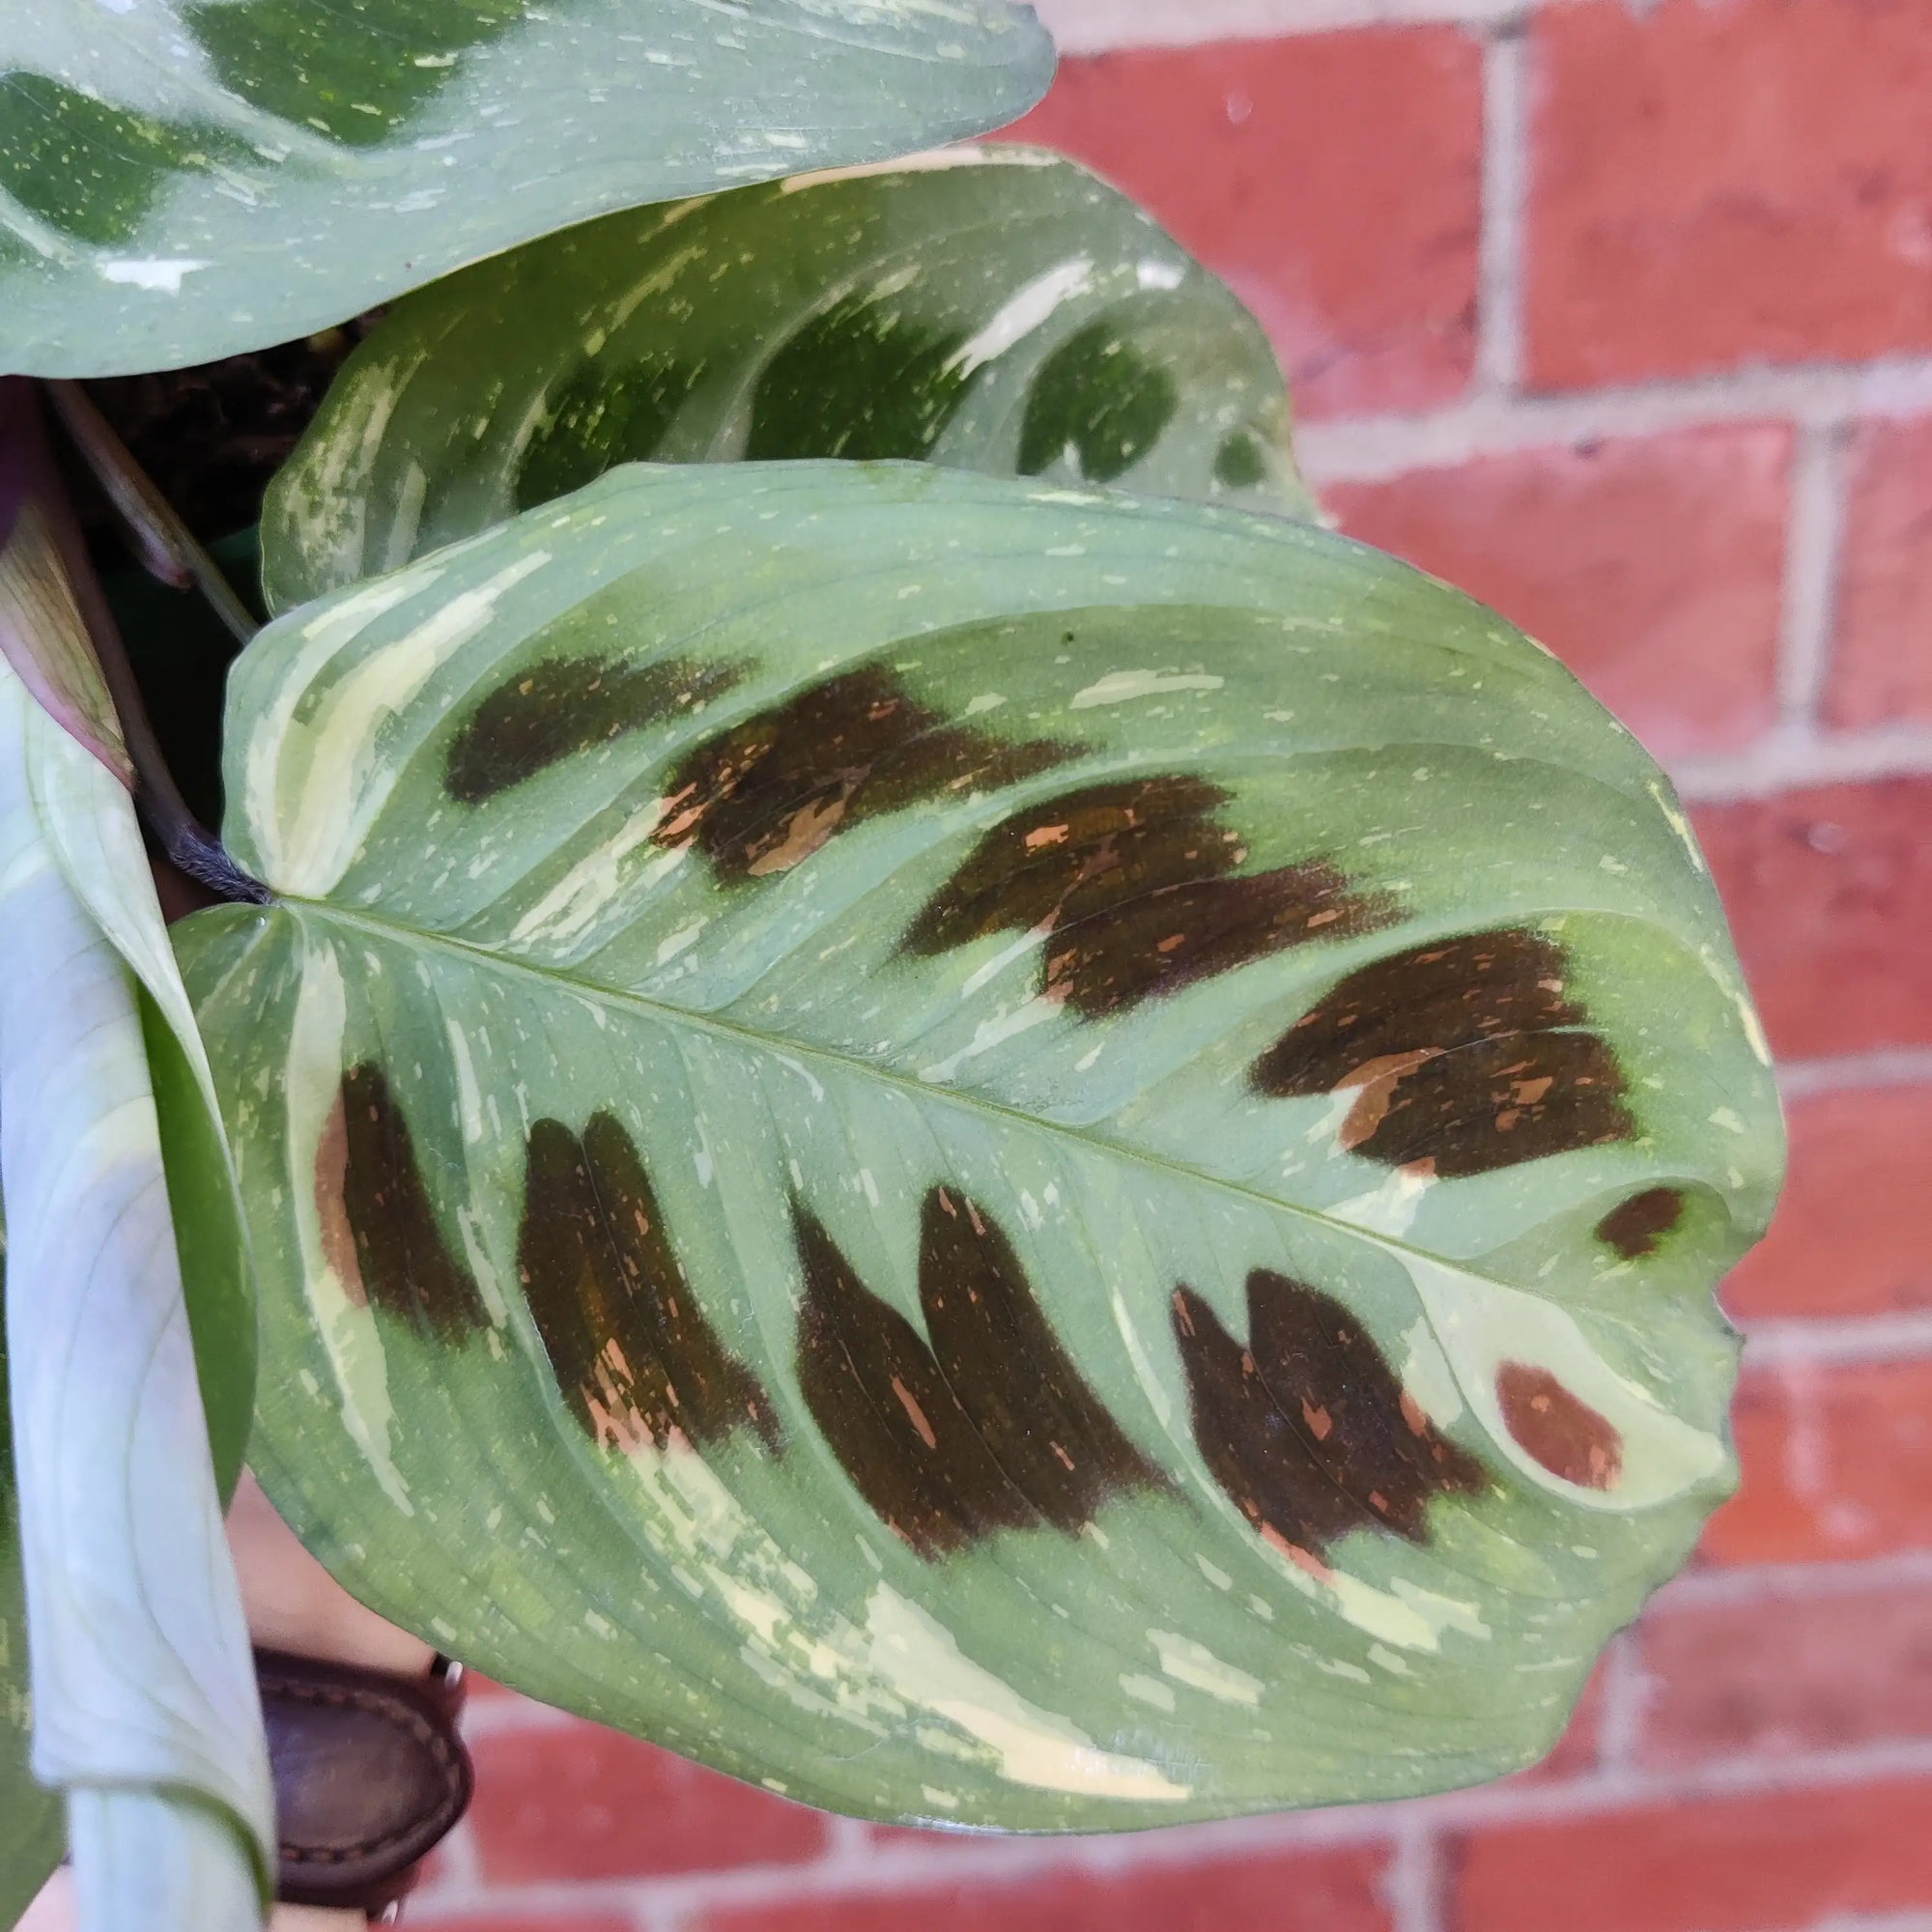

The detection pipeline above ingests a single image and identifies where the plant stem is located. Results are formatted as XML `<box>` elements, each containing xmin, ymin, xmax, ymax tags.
<box><xmin>0</xmin><ymin>378</ymin><xmax>268</xmax><ymax>904</ymax></box>
<box><xmin>42</xmin><ymin>379</ymin><xmax>261</xmax><ymax>647</ymax></box>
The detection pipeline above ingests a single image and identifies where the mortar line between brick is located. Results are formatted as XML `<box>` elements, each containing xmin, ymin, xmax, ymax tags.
<box><xmin>1384</xmin><ymin>1816</ymin><xmax>1449</xmax><ymax>1932</ymax></box>
<box><xmin>1297</xmin><ymin>356</ymin><xmax>1932</xmax><ymax>483</ymax></box>
<box><xmin>1656</xmin><ymin>1548</ymin><xmax>1932</xmax><ymax>1611</ymax></box>
<box><xmin>425</xmin><ymin>1818</ymin><xmax>483</xmax><ymax>1892</ymax></box>
<box><xmin>1809</xmin><ymin>1915</ymin><xmax>1932</xmax><ymax>1932</ymax></box>
<box><xmin>419</xmin><ymin>1739</ymin><xmax>1932</xmax><ymax>1926</ymax></box>
<box><xmin>1591</xmin><ymin>1632</ymin><xmax>1648</xmax><ymax>1775</ymax></box>
<box><xmin>1474</xmin><ymin>27</ymin><xmax>1528</xmax><ymax>395</ymax></box>
<box><xmin>1775</xmin><ymin>1047</ymin><xmax>1932</xmax><ymax>1098</ymax></box>
<box><xmin>1742</xmin><ymin>1310</ymin><xmax>1932</xmax><ymax>1368</ymax></box>
<box><xmin>1031</xmin><ymin>0</ymin><xmax>1526</xmax><ymax>55</ymax></box>
<box><xmin>1776</xmin><ymin>420</ymin><xmax>1850</xmax><ymax>728</ymax></box>
<box><xmin>1664</xmin><ymin>722</ymin><xmax>1932</xmax><ymax>801</ymax></box>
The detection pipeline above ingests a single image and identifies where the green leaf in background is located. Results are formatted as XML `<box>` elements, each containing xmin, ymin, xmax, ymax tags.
<box><xmin>0</xmin><ymin>646</ymin><xmax>270</xmax><ymax>1926</ymax></box>
<box><xmin>0</xmin><ymin>1</ymin><xmax>1053</xmax><ymax>379</ymax></box>
<box><xmin>260</xmin><ymin>147</ymin><xmax>1312</xmax><ymax>614</ymax></box>
<box><xmin>181</xmin><ymin>460</ymin><xmax>1780</xmax><ymax>1830</ymax></box>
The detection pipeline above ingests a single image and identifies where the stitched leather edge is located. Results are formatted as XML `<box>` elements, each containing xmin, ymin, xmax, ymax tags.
<box><xmin>256</xmin><ymin>1647</ymin><xmax>474</xmax><ymax>1913</ymax></box>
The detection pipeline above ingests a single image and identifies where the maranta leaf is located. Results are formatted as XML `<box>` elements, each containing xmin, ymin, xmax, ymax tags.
<box><xmin>0</xmin><ymin>2</ymin><xmax>1051</xmax><ymax>376</ymax></box>
<box><xmin>260</xmin><ymin>149</ymin><xmax>1312</xmax><ymax>613</ymax></box>
<box><xmin>178</xmin><ymin>461</ymin><xmax>1781</xmax><ymax>1829</ymax></box>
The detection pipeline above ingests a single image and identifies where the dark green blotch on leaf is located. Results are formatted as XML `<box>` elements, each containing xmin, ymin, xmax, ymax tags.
<box><xmin>446</xmin><ymin>652</ymin><xmax>741</xmax><ymax>803</ymax></box>
<box><xmin>329</xmin><ymin>1064</ymin><xmax>489</xmax><ymax>1340</ymax></box>
<box><xmin>1213</xmin><ymin>430</ymin><xmax>1269</xmax><ymax>491</ymax></box>
<box><xmin>1017</xmin><ymin>321</ymin><xmax>1179</xmax><ymax>484</ymax></box>
<box><xmin>906</xmin><ymin>774</ymin><xmax>1391</xmax><ymax>1019</ymax></box>
<box><xmin>1252</xmin><ymin>928</ymin><xmax>1638</xmax><ymax>1178</ymax></box>
<box><xmin>746</xmin><ymin>295</ymin><xmax>977</xmax><ymax>463</ymax></box>
<box><xmin>515</xmin><ymin>355</ymin><xmax>704</xmax><ymax>511</ymax></box>
<box><xmin>184</xmin><ymin>0</ymin><xmax>528</xmax><ymax>146</ymax></box>
<box><xmin>0</xmin><ymin>72</ymin><xmax>247</xmax><ymax>245</ymax></box>
<box><xmin>795</xmin><ymin>1188</ymin><xmax>1167</xmax><ymax>1559</ymax></box>
<box><xmin>1174</xmin><ymin>1272</ymin><xmax>1487</xmax><ymax>1560</ymax></box>
<box><xmin>657</xmin><ymin>662</ymin><xmax>1067</xmax><ymax>884</ymax></box>
<box><xmin>519</xmin><ymin>1114</ymin><xmax>781</xmax><ymax>1454</ymax></box>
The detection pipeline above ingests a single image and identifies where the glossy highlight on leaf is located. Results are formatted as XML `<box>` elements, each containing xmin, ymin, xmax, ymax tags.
<box><xmin>260</xmin><ymin>148</ymin><xmax>1311</xmax><ymax>611</ymax></box>
<box><xmin>0</xmin><ymin>1</ymin><xmax>1053</xmax><ymax>376</ymax></box>
<box><xmin>182</xmin><ymin>461</ymin><xmax>1781</xmax><ymax>1832</ymax></box>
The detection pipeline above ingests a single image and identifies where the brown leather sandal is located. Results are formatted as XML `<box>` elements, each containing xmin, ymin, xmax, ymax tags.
<box><xmin>260</xmin><ymin>1648</ymin><xmax>473</xmax><ymax>1921</ymax></box>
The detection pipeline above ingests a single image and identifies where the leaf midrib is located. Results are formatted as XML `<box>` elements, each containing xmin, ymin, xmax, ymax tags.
<box><xmin>275</xmin><ymin>889</ymin><xmax>1666</xmax><ymax>1311</ymax></box>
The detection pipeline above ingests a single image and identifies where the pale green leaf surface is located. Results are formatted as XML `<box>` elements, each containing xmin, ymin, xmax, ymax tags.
<box><xmin>182</xmin><ymin>462</ymin><xmax>1781</xmax><ymax>1830</ymax></box>
<box><xmin>0</xmin><ymin>655</ymin><xmax>272</xmax><ymax>1916</ymax></box>
<box><xmin>23</xmin><ymin>705</ymin><xmax>256</xmax><ymax>1472</ymax></box>
<box><xmin>0</xmin><ymin>1</ymin><xmax>1054</xmax><ymax>377</ymax></box>
<box><xmin>1</xmin><ymin>1248</ymin><xmax>63</xmax><ymax>1931</ymax></box>
<box><xmin>262</xmin><ymin>146</ymin><xmax>1312</xmax><ymax>612</ymax></box>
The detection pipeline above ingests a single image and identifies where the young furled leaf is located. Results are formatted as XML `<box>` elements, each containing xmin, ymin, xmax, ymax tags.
<box><xmin>179</xmin><ymin>461</ymin><xmax>1780</xmax><ymax>1832</ymax></box>
<box><xmin>261</xmin><ymin>148</ymin><xmax>1312</xmax><ymax>613</ymax></box>
<box><xmin>0</xmin><ymin>1257</ymin><xmax>63</xmax><ymax>1929</ymax></box>
<box><xmin>0</xmin><ymin>655</ymin><xmax>270</xmax><ymax>1928</ymax></box>
<box><xmin>0</xmin><ymin>0</ymin><xmax>1053</xmax><ymax>377</ymax></box>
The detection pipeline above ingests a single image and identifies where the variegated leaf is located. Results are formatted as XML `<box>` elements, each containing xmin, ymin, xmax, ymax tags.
<box><xmin>0</xmin><ymin>0</ymin><xmax>1053</xmax><ymax>378</ymax></box>
<box><xmin>261</xmin><ymin>146</ymin><xmax>1312</xmax><ymax>613</ymax></box>
<box><xmin>179</xmin><ymin>461</ymin><xmax>1781</xmax><ymax>1830</ymax></box>
<box><xmin>0</xmin><ymin>651</ymin><xmax>270</xmax><ymax>1927</ymax></box>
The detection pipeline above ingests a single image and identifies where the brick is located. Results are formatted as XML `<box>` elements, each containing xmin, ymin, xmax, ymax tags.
<box><xmin>1008</xmin><ymin>31</ymin><xmax>1482</xmax><ymax>418</ymax></box>
<box><xmin>1512</xmin><ymin>1649</ymin><xmax>1606</xmax><ymax>1784</ymax></box>
<box><xmin>1636</xmin><ymin>1581</ymin><xmax>1932</xmax><ymax>1765</ymax></box>
<box><xmin>467</xmin><ymin>1723</ymin><xmax>828</xmax><ymax>1884</ymax></box>
<box><xmin>695</xmin><ymin>1845</ymin><xmax>1393</xmax><ymax>1932</ymax></box>
<box><xmin>1690</xmin><ymin>780</ymin><xmax>1932</xmax><ymax>1060</ymax></box>
<box><xmin>1828</xmin><ymin>414</ymin><xmax>1932</xmax><ymax>728</ymax></box>
<box><xmin>460</xmin><ymin>1671</ymin><xmax>521</xmax><ymax>1705</ymax></box>
<box><xmin>1701</xmin><ymin>1358</ymin><xmax>1932</xmax><ymax>1567</ymax></box>
<box><xmin>1722</xmin><ymin>1084</ymin><xmax>1932</xmax><ymax>1320</ymax></box>
<box><xmin>412</xmin><ymin>1919</ymin><xmax>633</xmax><ymax>1932</ymax></box>
<box><xmin>1528</xmin><ymin>0</ymin><xmax>1932</xmax><ymax>387</ymax></box>
<box><xmin>1327</xmin><ymin>426</ymin><xmax>1789</xmax><ymax>759</ymax></box>
<box><xmin>1450</xmin><ymin>1777</ymin><xmax>1932</xmax><ymax>1932</ymax></box>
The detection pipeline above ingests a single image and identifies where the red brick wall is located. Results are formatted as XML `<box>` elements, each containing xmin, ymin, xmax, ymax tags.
<box><xmin>409</xmin><ymin>3</ymin><xmax>1932</xmax><ymax>1926</ymax></box>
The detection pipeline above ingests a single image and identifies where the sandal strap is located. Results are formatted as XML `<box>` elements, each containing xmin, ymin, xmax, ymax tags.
<box><xmin>258</xmin><ymin>1646</ymin><xmax>472</xmax><ymax>1917</ymax></box>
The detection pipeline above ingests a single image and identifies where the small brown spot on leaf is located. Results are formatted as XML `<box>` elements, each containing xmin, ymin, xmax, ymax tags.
<box><xmin>333</xmin><ymin>1065</ymin><xmax>488</xmax><ymax>1340</ymax></box>
<box><xmin>1252</xmin><ymin>928</ymin><xmax>1637</xmax><ymax>1176</ymax></box>
<box><xmin>1174</xmin><ymin>1273</ymin><xmax>1486</xmax><ymax>1559</ymax></box>
<box><xmin>446</xmin><ymin>654</ymin><xmax>741</xmax><ymax>803</ymax></box>
<box><xmin>794</xmin><ymin>1189</ymin><xmax>1168</xmax><ymax>1559</ymax></box>
<box><xmin>1596</xmin><ymin>1186</ymin><xmax>1686</xmax><ymax>1260</ymax></box>
<box><xmin>906</xmin><ymin>775</ymin><xmax>1391</xmax><ymax>1020</ymax></box>
<box><xmin>314</xmin><ymin>1090</ymin><xmax>362</xmax><ymax>1306</ymax></box>
<box><xmin>657</xmin><ymin>666</ymin><xmax>1067</xmax><ymax>883</ymax></box>
<box><xmin>1496</xmin><ymin>1362</ymin><xmax>1623</xmax><ymax>1490</ymax></box>
<box><xmin>519</xmin><ymin>1114</ymin><xmax>780</xmax><ymax>1454</ymax></box>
